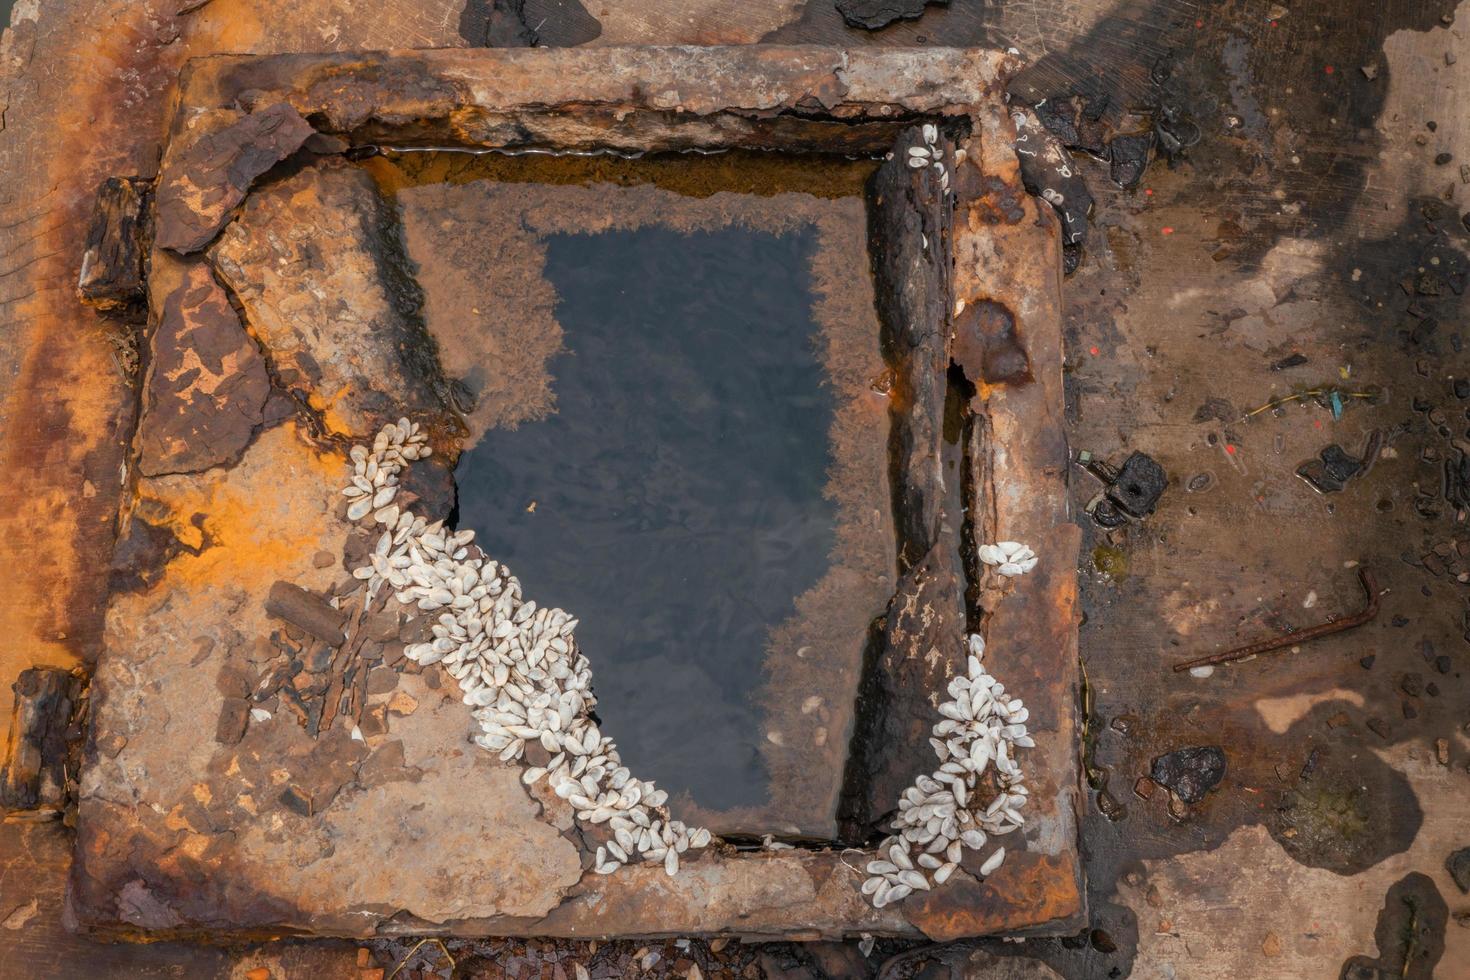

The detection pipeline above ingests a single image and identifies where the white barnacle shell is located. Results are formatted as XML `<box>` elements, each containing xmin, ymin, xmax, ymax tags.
<box><xmin>328</xmin><ymin>421</ymin><xmax>717</xmax><ymax>878</ymax></box>
<box><xmin>859</xmin><ymin>627</ymin><xmax>1031</xmax><ymax>909</ymax></box>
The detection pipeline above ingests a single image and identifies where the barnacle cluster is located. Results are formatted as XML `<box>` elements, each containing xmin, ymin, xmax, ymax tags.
<box><xmin>978</xmin><ymin>540</ymin><xmax>1038</xmax><ymax>577</ymax></box>
<box><xmin>343</xmin><ymin>420</ymin><xmax>711</xmax><ymax>876</ymax></box>
<box><xmin>340</xmin><ymin>421</ymin><xmax>1034</xmax><ymax>900</ymax></box>
<box><xmin>861</xmin><ymin>628</ymin><xmax>1035</xmax><ymax>907</ymax></box>
<box><xmin>906</xmin><ymin>123</ymin><xmax>952</xmax><ymax>195</ymax></box>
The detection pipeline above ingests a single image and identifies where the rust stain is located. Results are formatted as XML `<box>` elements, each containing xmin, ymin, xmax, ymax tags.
<box><xmin>903</xmin><ymin>852</ymin><xmax>1085</xmax><ymax>941</ymax></box>
<box><xmin>134</xmin><ymin>424</ymin><xmax>343</xmax><ymax>594</ymax></box>
<box><xmin>0</xmin><ymin>0</ymin><xmax>250</xmax><ymax>754</ymax></box>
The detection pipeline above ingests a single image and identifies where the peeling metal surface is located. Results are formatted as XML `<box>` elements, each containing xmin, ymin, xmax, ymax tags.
<box><xmin>69</xmin><ymin>45</ymin><xmax>1081</xmax><ymax>942</ymax></box>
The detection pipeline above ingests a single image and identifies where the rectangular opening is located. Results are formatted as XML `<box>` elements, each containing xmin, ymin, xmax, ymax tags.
<box><xmin>373</xmin><ymin>150</ymin><xmax>896</xmax><ymax>838</ymax></box>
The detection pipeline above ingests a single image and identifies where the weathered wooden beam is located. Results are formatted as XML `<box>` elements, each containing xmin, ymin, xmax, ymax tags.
<box><xmin>839</xmin><ymin>128</ymin><xmax>964</xmax><ymax>837</ymax></box>
<box><xmin>1</xmin><ymin>668</ymin><xmax>85</xmax><ymax>811</ymax></box>
<box><xmin>77</xmin><ymin>177</ymin><xmax>151</xmax><ymax>313</ymax></box>
<box><xmin>869</xmin><ymin>126</ymin><xmax>954</xmax><ymax>569</ymax></box>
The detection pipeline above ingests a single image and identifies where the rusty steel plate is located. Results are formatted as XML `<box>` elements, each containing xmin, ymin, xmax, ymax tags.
<box><xmin>69</xmin><ymin>45</ymin><xmax>1083</xmax><ymax>941</ymax></box>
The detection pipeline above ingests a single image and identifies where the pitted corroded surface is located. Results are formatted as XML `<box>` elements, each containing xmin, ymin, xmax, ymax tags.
<box><xmin>136</xmin><ymin>259</ymin><xmax>269</xmax><ymax>476</ymax></box>
<box><xmin>165</xmin><ymin>46</ymin><xmax>1016</xmax><ymax>159</ymax></box>
<box><xmin>69</xmin><ymin>45</ymin><xmax>1081</xmax><ymax>942</ymax></box>
<box><xmin>208</xmin><ymin>161</ymin><xmax>453</xmax><ymax>440</ymax></box>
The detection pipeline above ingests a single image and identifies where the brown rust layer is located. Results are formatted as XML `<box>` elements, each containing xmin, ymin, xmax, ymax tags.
<box><xmin>915</xmin><ymin>103</ymin><xmax>1085</xmax><ymax>935</ymax></box>
<box><xmin>160</xmin><ymin>46</ymin><xmax>1015</xmax><ymax>166</ymax></box>
<box><xmin>135</xmin><ymin>258</ymin><xmax>270</xmax><ymax>476</ymax></box>
<box><xmin>70</xmin><ymin>46</ymin><xmax>1080</xmax><ymax>941</ymax></box>
<box><xmin>154</xmin><ymin>102</ymin><xmax>315</xmax><ymax>254</ymax></box>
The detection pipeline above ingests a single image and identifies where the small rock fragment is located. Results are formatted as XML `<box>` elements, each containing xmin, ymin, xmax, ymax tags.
<box><xmin>834</xmin><ymin>0</ymin><xmax>947</xmax><ymax>30</ymax></box>
<box><xmin>215</xmin><ymin>698</ymin><xmax>250</xmax><ymax>745</ymax></box>
<box><xmin>265</xmin><ymin>581</ymin><xmax>347</xmax><ymax>646</ymax></box>
<box><xmin>1108</xmin><ymin>132</ymin><xmax>1155</xmax><ymax>189</ymax></box>
<box><xmin>1448</xmin><ymin>847</ymin><xmax>1470</xmax><ymax>893</ymax></box>
<box><xmin>279</xmin><ymin>786</ymin><xmax>313</xmax><ymax>817</ymax></box>
<box><xmin>1108</xmin><ymin>451</ymin><xmax>1168</xmax><ymax>517</ymax></box>
<box><xmin>1149</xmin><ymin>746</ymin><xmax>1226</xmax><ymax>804</ymax></box>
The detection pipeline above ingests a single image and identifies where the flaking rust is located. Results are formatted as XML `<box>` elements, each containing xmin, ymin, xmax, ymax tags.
<box><xmin>70</xmin><ymin>45</ymin><xmax>1081</xmax><ymax>942</ymax></box>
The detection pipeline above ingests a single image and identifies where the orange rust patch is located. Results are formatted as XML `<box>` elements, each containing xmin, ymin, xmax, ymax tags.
<box><xmin>903</xmin><ymin>852</ymin><xmax>1085</xmax><ymax>941</ymax></box>
<box><xmin>135</xmin><ymin>423</ymin><xmax>345</xmax><ymax>594</ymax></box>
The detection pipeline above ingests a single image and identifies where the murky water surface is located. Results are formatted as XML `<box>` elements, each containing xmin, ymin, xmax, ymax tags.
<box><xmin>374</xmin><ymin>151</ymin><xmax>890</xmax><ymax>827</ymax></box>
<box><xmin>456</xmin><ymin>224</ymin><xmax>836</xmax><ymax>810</ymax></box>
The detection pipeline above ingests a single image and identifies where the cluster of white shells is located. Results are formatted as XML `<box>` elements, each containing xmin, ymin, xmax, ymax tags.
<box><xmin>906</xmin><ymin>123</ymin><xmax>952</xmax><ymax>195</ymax></box>
<box><xmin>342</xmin><ymin>420</ymin><xmax>711</xmax><ymax>877</ymax></box>
<box><xmin>978</xmin><ymin>540</ymin><xmax>1038</xmax><ymax>577</ymax></box>
<box><xmin>862</xmin><ymin>629</ymin><xmax>1034</xmax><ymax>909</ymax></box>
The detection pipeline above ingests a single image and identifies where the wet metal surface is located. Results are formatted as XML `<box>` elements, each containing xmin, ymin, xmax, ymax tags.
<box><xmin>0</xmin><ymin>0</ymin><xmax>1465</xmax><ymax>973</ymax></box>
<box><xmin>63</xmin><ymin>47</ymin><xmax>1085</xmax><ymax>944</ymax></box>
<box><xmin>457</xmin><ymin>223</ymin><xmax>837</xmax><ymax>815</ymax></box>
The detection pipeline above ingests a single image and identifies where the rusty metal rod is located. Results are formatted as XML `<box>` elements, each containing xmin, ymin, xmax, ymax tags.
<box><xmin>1173</xmin><ymin>567</ymin><xmax>1379</xmax><ymax>672</ymax></box>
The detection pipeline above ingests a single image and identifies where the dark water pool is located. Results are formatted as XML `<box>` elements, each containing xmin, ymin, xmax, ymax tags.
<box><xmin>455</xmin><ymin>225</ymin><xmax>837</xmax><ymax>812</ymax></box>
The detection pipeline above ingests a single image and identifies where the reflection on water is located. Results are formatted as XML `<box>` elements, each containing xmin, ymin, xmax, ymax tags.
<box><xmin>455</xmin><ymin>226</ymin><xmax>837</xmax><ymax>811</ymax></box>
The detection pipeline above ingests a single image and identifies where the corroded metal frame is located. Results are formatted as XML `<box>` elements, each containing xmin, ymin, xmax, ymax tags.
<box><xmin>72</xmin><ymin>46</ymin><xmax>1083</xmax><ymax>941</ymax></box>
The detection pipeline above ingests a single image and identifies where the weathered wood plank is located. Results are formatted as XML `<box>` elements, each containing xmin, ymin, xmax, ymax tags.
<box><xmin>1</xmin><ymin>668</ymin><xmax>82</xmax><ymax>811</ymax></box>
<box><xmin>868</xmin><ymin>126</ymin><xmax>954</xmax><ymax>569</ymax></box>
<box><xmin>77</xmin><ymin>176</ymin><xmax>151</xmax><ymax>313</ymax></box>
<box><xmin>839</xmin><ymin>127</ymin><xmax>962</xmax><ymax>837</ymax></box>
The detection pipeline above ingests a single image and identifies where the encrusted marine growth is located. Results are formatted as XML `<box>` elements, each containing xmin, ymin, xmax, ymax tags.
<box><xmin>339</xmin><ymin>421</ymin><xmax>1033</xmax><ymax>899</ymax></box>
<box><xmin>862</xmin><ymin>631</ymin><xmax>1034</xmax><ymax>908</ymax></box>
<box><xmin>342</xmin><ymin>420</ymin><xmax>711</xmax><ymax>877</ymax></box>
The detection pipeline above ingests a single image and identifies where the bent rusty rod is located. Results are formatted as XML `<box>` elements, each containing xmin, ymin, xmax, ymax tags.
<box><xmin>1173</xmin><ymin>567</ymin><xmax>1379</xmax><ymax>672</ymax></box>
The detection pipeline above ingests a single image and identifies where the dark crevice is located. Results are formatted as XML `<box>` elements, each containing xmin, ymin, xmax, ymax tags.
<box><xmin>718</xmin><ymin>833</ymin><xmax>843</xmax><ymax>852</ymax></box>
<box><xmin>948</xmin><ymin>361</ymin><xmax>984</xmax><ymax>634</ymax></box>
<box><xmin>834</xmin><ymin>614</ymin><xmax>896</xmax><ymax>846</ymax></box>
<box><xmin>360</xmin><ymin>174</ymin><xmax>471</xmax><ymax>443</ymax></box>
